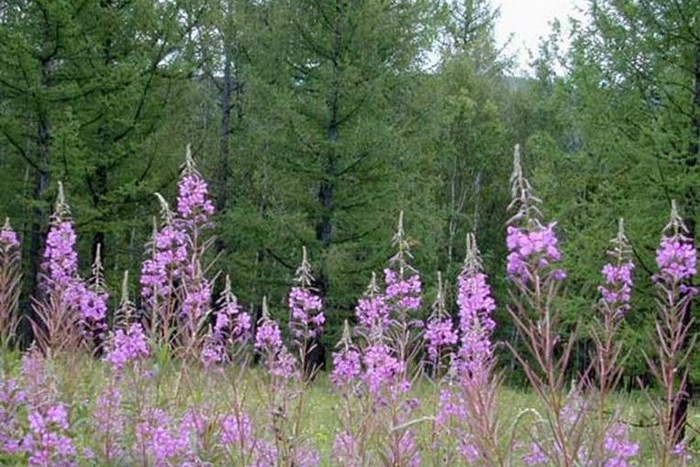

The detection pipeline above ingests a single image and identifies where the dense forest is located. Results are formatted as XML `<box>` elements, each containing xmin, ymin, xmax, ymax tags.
<box><xmin>0</xmin><ymin>0</ymin><xmax>698</xmax><ymax>382</ymax></box>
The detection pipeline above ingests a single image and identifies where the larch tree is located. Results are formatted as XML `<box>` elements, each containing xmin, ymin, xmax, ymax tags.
<box><xmin>266</xmin><ymin>0</ymin><xmax>442</xmax><ymax>336</ymax></box>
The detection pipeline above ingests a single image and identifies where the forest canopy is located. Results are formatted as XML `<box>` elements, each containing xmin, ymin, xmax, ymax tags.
<box><xmin>0</xmin><ymin>0</ymin><xmax>697</xmax><ymax>380</ymax></box>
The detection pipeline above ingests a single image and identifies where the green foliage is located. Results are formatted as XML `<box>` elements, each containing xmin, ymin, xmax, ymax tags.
<box><xmin>518</xmin><ymin>0</ymin><xmax>699</xmax><ymax>377</ymax></box>
<box><xmin>0</xmin><ymin>0</ymin><xmax>696</xmax><ymax>384</ymax></box>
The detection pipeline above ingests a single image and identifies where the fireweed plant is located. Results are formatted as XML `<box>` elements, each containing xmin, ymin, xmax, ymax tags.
<box><xmin>201</xmin><ymin>274</ymin><xmax>252</xmax><ymax>367</ymax></box>
<box><xmin>645</xmin><ymin>201</ymin><xmax>697</xmax><ymax>466</ymax></box>
<box><xmin>33</xmin><ymin>182</ymin><xmax>107</xmax><ymax>354</ymax></box>
<box><xmin>424</xmin><ymin>271</ymin><xmax>455</xmax><ymax>464</ymax></box>
<box><xmin>586</xmin><ymin>218</ymin><xmax>639</xmax><ymax>465</ymax></box>
<box><xmin>0</xmin><ymin>146</ymin><xmax>697</xmax><ymax>465</ymax></box>
<box><xmin>141</xmin><ymin>146</ymin><xmax>216</xmax><ymax>357</ymax></box>
<box><xmin>254</xmin><ymin>296</ymin><xmax>318</xmax><ymax>466</ymax></box>
<box><xmin>140</xmin><ymin>200</ymin><xmax>187</xmax><ymax>347</ymax></box>
<box><xmin>431</xmin><ymin>233</ymin><xmax>504</xmax><ymax>465</ymax></box>
<box><xmin>249</xmin><ymin>248</ymin><xmax>326</xmax><ymax>466</ymax></box>
<box><xmin>505</xmin><ymin>145</ymin><xmax>588</xmax><ymax>466</ymax></box>
<box><xmin>289</xmin><ymin>246</ymin><xmax>325</xmax><ymax>378</ymax></box>
<box><xmin>329</xmin><ymin>213</ymin><xmax>425</xmax><ymax>467</ymax></box>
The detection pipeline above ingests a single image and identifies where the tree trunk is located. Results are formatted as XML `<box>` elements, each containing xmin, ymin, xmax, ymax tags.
<box><xmin>27</xmin><ymin>120</ymin><xmax>49</xmax><ymax>305</ymax></box>
<box><xmin>25</xmin><ymin>21</ymin><xmax>54</xmax><ymax>344</ymax></box>
<box><xmin>214</xmin><ymin>3</ymin><xmax>245</xmax><ymax>255</ymax></box>
<box><xmin>315</xmin><ymin>1</ymin><xmax>344</xmax><ymax>298</ymax></box>
<box><xmin>90</xmin><ymin>163</ymin><xmax>108</xmax><ymax>266</ymax></box>
<box><xmin>216</xmin><ymin>52</ymin><xmax>233</xmax><ymax>218</ymax></box>
<box><xmin>90</xmin><ymin>0</ymin><xmax>114</xmax><ymax>269</ymax></box>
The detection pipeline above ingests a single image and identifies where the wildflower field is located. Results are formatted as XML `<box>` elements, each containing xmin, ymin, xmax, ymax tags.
<box><xmin>0</xmin><ymin>147</ymin><xmax>697</xmax><ymax>466</ymax></box>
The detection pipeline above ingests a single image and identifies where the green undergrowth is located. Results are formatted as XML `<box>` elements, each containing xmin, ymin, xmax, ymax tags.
<box><xmin>2</xmin><ymin>350</ymin><xmax>698</xmax><ymax>465</ymax></box>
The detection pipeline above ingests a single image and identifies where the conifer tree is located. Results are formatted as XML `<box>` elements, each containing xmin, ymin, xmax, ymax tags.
<box><xmin>253</xmin><ymin>0</ymin><xmax>442</xmax><ymax>334</ymax></box>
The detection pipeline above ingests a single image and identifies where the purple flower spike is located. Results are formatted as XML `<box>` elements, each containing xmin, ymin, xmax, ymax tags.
<box><xmin>254</xmin><ymin>318</ymin><xmax>282</xmax><ymax>352</ymax></box>
<box><xmin>656</xmin><ymin>236</ymin><xmax>696</xmax><ymax>284</ymax></box>
<box><xmin>104</xmin><ymin>323</ymin><xmax>150</xmax><ymax>373</ymax></box>
<box><xmin>330</xmin><ymin>321</ymin><xmax>362</xmax><ymax>388</ymax></box>
<box><xmin>176</xmin><ymin>174</ymin><xmax>215</xmax><ymax>223</ymax></box>
<box><xmin>355</xmin><ymin>273</ymin><xmax>390</xmax><ymax>332</ymax></box>
<box><xmin>384</xmin><ymin>211</ymin><xmax>423</xmax><ymax>320</ymax></box>
<box><xmin>140</xmin><ymin>216</ymin><xmax>188</xmax><ymax>307</ymax></box>
<box><xmin>0</xmin><ymin>379</ymin><xmax>25</xmax><ymax>455</ymax></box>
<box><xmin>330</xmin><ymin>348</ymin><xmax>362</xmax><ymax>387</ymax></box>
<box><xmin>0</xmin><ymin>218</ymin><xmax>19</xmax><ymax>251</ymax></box>
<box><xmin>176</xmin><ymin>146</ymin><xmax>215</xmax><ymax>227</ymax></box>
<box><xmin>506</xmin><ymin>146</ymin><xmax>566</xmax><ymax>284</ymax></box>
<box><xmin>655</xmin><ymin>201</ymin><xmax>697</xmax><ymax>286</ymax></box>
<box><xmin>42</xmin><ymin>220</ymin><xmax>79</xmax><ymax>291</ymax></box>
<box><xmin>384</xmin><ymin>268</ymin><xmax>422</xmax><ymax>312</ymax></box>
<box><xmin>424</xmin><ymin>317</ymin><xmax>458</xmax><ymax>362</ymax></box>
<box><xmin>39</xmin><ymin>183</ymin><xmax>107</xmax><ymax>343</ymax></box>
<box><xmin>254</xmin><ymin>298</ymin><xmax>283</xmax><ymax>352</ymax></box>
<box><xmin>453</xmin><ymin>234</ymin><xmax>496</xmax><ymax>382</ymax></box>
<box><xmin>603</xmin><ymin>422</ymin><xmax>638</xmax><ymax>466</ymax></box>
<box><xmin>506</xmin><ymin>222</ymin><xmax>564</xmax><ymax>282</ymax></box>
<box><xmin>522</xmin><ymin>443</ymin><xmax>548</xmax><ymax>465</ymax></box>
<box><xmin>23</xmin><ymin>403</ymin><xmax>77</xmax><ymax>466</ymax></box>
<box><xmin>211</xmin><ymin>275</ymin><xmax>252</xmax><ymax>349</ymax></box>
<box><xmin>181</xmin><ymin>278</ymin><xmax>212</xmax><ymax>322</ymax></box>
<box><xmin>598</xmin><ymin>219</ymin><xmax>635</xmax><ymax>319</ymax></box>
<box><xmin>288</xmin><ymin>247</ymin><xmax>325</xmax><ymax>343</ymax></box>
<box><xmin>424</xmin><ymin>272</ymin><xmax>457</xmax><ymax>365</ymax></box>
<box><xmin>362</xmin><ymin>343</ymin><xmax>402</xmax><ymax>395</ymax></box>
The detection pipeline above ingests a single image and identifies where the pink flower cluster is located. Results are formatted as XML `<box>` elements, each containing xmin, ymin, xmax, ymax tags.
<box><xmin>384</xmin><ymin>268</ymin><xmax>422</xmax><ymax>313</ymax></box>
<box><xmin>19</xmin><ymin>349</ymin><xmax>49</xmax><ymax>407</ymax></box>
<box><xmin>0</xmin><ymin>220</ymin><xmax>19</xmax><ymax>251</ymax></box>
<box><xmin>0</xmin><ymin>379</ymin><xmax>25</xmax><ymax>455</ymax></box>
<box><xmin>288</xmin><ymin>286</ymin><xmax>325</xmax><ymax>340</ymax></box>
<box><xmin>219</xmin><ymin>412</ymin><xmax>253</xmax><ymax>447</ymax></box>
<box><xmin>212</xmin><ymin>289</ymin><xmax>252</xmax><ymax>346</ymax></box>
<box><xmin>329</xmin><ymin>348</ymin><xmax>361</xmax><ymax>388</ymax></box>
<box><xmin>506</xmin><ymin>223</ymin><xmax>566</xmax><ymax>282</ymax></box>
<box><xmin>23</xmin><ymin>404</ymin><xmax>76</xmax><ymax>466</ymax></box>
<box><xmin>134</xmin><ymin>408</ymin><xmax>192</xmax><ymax>465</ymax></box>
<box><xmin>103</xmin><ymin>323</ymin><xmax>150</xmax><ymax>372</ymax></box>
<box><xmin>424</xmin><ymin>316</ymin><xmax>457</xmax><ymax>362</ymax></box>
<box><xmin>355</xmin><ymin>294</ymin><xmax>390</xmax><ymax>331</ymax></box>
<box><xmin>93</xmin><ymin>387</ymin><xmax>124</xmax><ymax>460</ymax></box>
<box><xmin>181</xmin><ymin>278</ymin><xmax>211</xmax><ymax>322</ymax></box>
<box><xmin>42</xmin><ymin>218</ymin><xmax>107</xmax><ymax>340</ymax></box>
<box><xmin>254</xmin><ymin>318</ymin><xmax>282</xmax><ymax>351</ymax></box>
<box><xmin>269</xmin><ymin>347</ymin><xmax>297</xmax><ymax>379</ymax></box>
<box><xmin>200</xmin><ymin>344</ymin><xmax>225</xmax><ymax>368</ymax></box>
<box><xmin>202</xmin><ymin>285</ymin><xmax>252</xmax><ymax>368</ymax></box>
<box><xmin>599</xmin><ymin>261</ymin><xmax>634</xmax><ymax>317</ymax></box>
<box><xmin>522</xmin><ymin>442</ymin><xmax>548</xmax><ymax>465</ymax></box>
<box><xmin>140</xmin><ymin>225</ymin><xmax>188</xmax><ymax>304</ymax></box>
<box><xmin>655</xmin><ymin>235</ymin><xmax>697</xmax><ymax>283</ymax></box>
<box><xmin>457</xmin><ymin>272</ymin><xmax>496</xmax><ymax>333</ymax></box>
<box><xmin>219</xmin><ymin>411</ymin><xmax>281</xmax><ymax>465</ymax></box>
<box><xmin>434</xmin><ymin>389</ymin><xmax>466</xmax><ymax>428</ymax></box>
<box><xmin>454</xmin><ymin>270</ymin><xmax>496</xmax><ymax>379</ymax></box>
<box><xmin>42</xmin><ymin>221</ymin><xmax>79</xmax><ymax>290</ymax></box>
<box><xmin>362</xmin><ymin>343</ymin><xmax>404</xmax><ymax>395</ymax></box>
<box><xmin>140</xmin><ymin>157</ymin><xmax>217</xmax><ymax>340</ymax></box>
<box><xmin>176</xmin><ymin>174</ymin><xmax>215</xmax><ymax>226</ymax></box>
<box><xmin>254</xmin><ymin>312</ymin><xmax>298</xmax><ymax>378</ymax></box>
<box><xmin>75</xmin><ymin>287</ymin><xmax>108</xmax><ymax>339</ymax></box>
<box><xmin>332</xmin><ymin>431</ymin><xmax>358</xmax><ymax>466</ymax></box>
<box><xmin>387</xmin><ymin>430</ymin><xmax>420</xmax><ymax>467</ymax></box>
<box><xmin>603</xmin><ymin>423</ymin><xmax>639</xmax><ymax>467</ymax></box>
